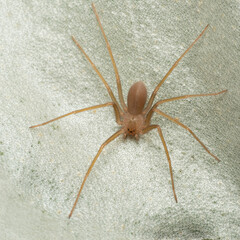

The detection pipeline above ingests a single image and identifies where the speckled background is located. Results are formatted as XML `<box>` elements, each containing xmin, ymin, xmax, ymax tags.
<box><xmin>0</xmin><ymin>0</ymin><xmax>239</xmax><ymax>239</ymax></box>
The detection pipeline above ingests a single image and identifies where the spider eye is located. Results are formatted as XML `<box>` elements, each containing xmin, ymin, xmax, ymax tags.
<box><xmin>127</xmin><ymin>128</ymin><xmax>135</xmax><ymax>134</ymax></box>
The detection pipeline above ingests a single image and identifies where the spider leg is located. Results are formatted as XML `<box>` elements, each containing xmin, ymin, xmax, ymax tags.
<box><xmin>154</xmin><ymin>89</ymin><xmax>227</xmax><ymax>106</ymax></box>
<box><xmin>92</xmin><ymin>3</ymin><xmax>127</xmax><ymax>111</ymax></box>
<box><xmin>144</xmin><ymin>24</ymin><xmax>209</xmax><ymax>114</ymax></box>
<box><xmin>68</xmin><ymin>128</ymin><xmax>124</xmax><ymax>218</ymax></box>
<box><xmin>30</xmin><ymin>102</ymin><xmax>121</xmax><ymax>128</ymax></box>
<box><xmin>142</xmin><ymin>125</ymin><xmax>178</xmax><ymax>203</ymax></box>
<box><xmin>71</xmin><ymin>36</ymin><xmax>122</xmax><ymax>114</ymax></box>
<box><xmin>145</xmin><ymin>90</ymin><xmax>227</xmax><ymax>125</ymax></box>
<box><xmin>153</xmin><ymin>109</ymin><xmax>220</xmax><ymax>161</ymax></box>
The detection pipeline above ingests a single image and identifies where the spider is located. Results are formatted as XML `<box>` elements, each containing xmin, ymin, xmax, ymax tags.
<box><xmin>30</xmin><ymin>3</ymin><xmax>227</xmax><ymax>218</ymax></box>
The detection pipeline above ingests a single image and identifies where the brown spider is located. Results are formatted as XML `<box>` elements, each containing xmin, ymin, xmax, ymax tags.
<box><xmin>30</xmin><ymin>3</ymin><xmax>227</xmax><ymax>218</ymax></box>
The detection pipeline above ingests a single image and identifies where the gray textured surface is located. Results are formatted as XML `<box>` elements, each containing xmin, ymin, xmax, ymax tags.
<box><xmin>0</xmin><ymin>0</ymin><xmax>239</xmax><ymax>239</ymax></box>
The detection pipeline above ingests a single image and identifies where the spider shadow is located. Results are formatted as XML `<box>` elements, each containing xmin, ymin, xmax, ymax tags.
<box><xmin>144</xmin><ymin>210</ymin><xmax>215</xmax><ymax>240</ymax></box>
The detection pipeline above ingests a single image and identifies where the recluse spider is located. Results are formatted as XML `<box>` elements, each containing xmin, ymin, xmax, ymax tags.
<box><xmin>30</xmin><ymin>3</ymin><xmax>227</xmax><ymax>218</ymax></box>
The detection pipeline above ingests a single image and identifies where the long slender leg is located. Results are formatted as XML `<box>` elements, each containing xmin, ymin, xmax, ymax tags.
<box><xmin>112</xmin><ymin>102</ymin><xmax>123</xmax><ymax>125</ymax></box>
<box><xmin>154</xmin><ymin>90</ymin><xmax>227</xmax><ymax>106</ymax></box>
<box><xmin>144</xmin><ymin>25</ymin><xmax>209</xmax><ymax>114</ymax></box>
<box><xmin>145</xmin><ymin>90</ymin><xmax>227</xmax><ymax>125</ymax></box>
<box><xmin>71</xmin><ymin>36</ymin><xmax>122</xmax><ymax>113</ymax></box>
<box><xmin>68</xmin><ymin>128</ymin><xmax>124</xmax><ymax>218</ymax></box>
<box><xmin>153</xmin><ymin>109</ymin><xmax>220</xmax><ymax>161</ymax></box>
<box><xmin>142</xmin><ymin>125</ymin><xmax>178</xmax><ymax>203</ymax></box>
<box><xmin>30</xmin><ymin>102</ymin><xmax>121</xmax><ymax>128</ymax></box>
<box><xmin>92</xmin><ymin>3</ymin><xmax>127</xmax><ymax>111</ymax></box>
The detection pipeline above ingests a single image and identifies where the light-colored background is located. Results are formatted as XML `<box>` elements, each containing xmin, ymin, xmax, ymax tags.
<box><xmin>0</xmin><ymin>0</ymin><xmax>239</xmax><ymax>239</ymax></box>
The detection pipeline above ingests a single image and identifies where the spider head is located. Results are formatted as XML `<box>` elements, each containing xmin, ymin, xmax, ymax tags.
<box><xmin>127</xmin><ymin>120</ymin><xmax>136</xmax><ymax>136</ymax></box>
<box><xmin>123</xmin><ymin>113</ymin><xmax>145</xmax><ymax>139</ymax></box>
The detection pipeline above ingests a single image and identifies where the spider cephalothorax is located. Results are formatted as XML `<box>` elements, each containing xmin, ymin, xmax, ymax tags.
<box><xmin>122</xmin><ymin>81</ymin><xmax>147</xmax><ymax>139</ymax></box>
<box><xmin>30</xmin><ymin>4</ymin><xmax>227</xmax><ymax>218</ymax></box>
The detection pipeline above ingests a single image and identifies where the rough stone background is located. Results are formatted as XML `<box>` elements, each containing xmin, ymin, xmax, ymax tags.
<box><xmin>0</xmin><ymin>0</ymin><xmax>239</xmax><ymax>239</ymax></box>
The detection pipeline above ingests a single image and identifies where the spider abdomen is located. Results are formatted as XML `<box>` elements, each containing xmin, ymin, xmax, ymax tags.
<box><xmin>127</xmin><ymin>81</ymin><xmax>147</xmax><ymax>115</ymax></box>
